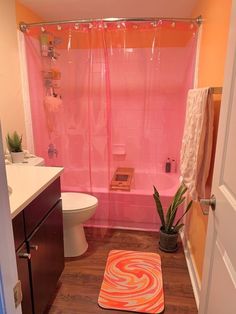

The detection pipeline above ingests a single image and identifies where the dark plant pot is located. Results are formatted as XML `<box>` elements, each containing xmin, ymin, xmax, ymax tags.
<box><xmin>159</xmin><ymin>227</ymin><xmax>178</xmax><ymax>252</ymax></box>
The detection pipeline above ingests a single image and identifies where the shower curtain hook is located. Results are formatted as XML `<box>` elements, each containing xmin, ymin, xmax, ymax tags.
<box><xmin>57</xmin><ymin>25</ymin><xmax>62</xmax><ymax>31</ymax></box>
<box><xmin>19</xmin><ymin>22</ymin><xmax>27</xmax><ymax>32</ymax></box>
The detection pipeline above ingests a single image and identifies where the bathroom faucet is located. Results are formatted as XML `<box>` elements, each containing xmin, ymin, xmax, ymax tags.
<box><xmin>48</xmin><ymin>143</ymin><xmax>58</xmax><ymax>158</ymax></box>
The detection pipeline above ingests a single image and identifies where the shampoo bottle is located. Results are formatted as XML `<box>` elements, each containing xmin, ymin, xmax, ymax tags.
<box><xmin>171</xmin><ymin>159</ymin><xmax>176</xmax><ymax>173</ymax></box>
<box><xmin>165</xmin><ymin>158</ymin><xmax>171</xmax><ymax>173</ymax></box>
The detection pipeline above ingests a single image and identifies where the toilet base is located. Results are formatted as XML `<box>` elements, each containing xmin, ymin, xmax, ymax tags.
<box><xmin>63</xmin><ymin>223</ymin><xmax>88</xmax><ymax>257</ymax></box>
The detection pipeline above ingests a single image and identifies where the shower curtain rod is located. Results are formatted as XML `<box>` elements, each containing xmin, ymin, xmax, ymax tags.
<box><xmin>19</xmin><ymin>15</ymin><xmax>202</xmax><ymax>32</ymax></box>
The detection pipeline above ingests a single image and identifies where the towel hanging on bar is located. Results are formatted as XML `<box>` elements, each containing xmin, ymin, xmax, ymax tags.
<box><xmin>180</xmin><ymin>87</ymin><xmax>214</xmax><ymax>200</ymax></box>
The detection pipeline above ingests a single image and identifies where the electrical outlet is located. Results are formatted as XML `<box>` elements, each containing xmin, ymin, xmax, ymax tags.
<box><xmin>13</xmin><ymin>280</ymin><xmax>22</xmax><ymax>308</ymax></box>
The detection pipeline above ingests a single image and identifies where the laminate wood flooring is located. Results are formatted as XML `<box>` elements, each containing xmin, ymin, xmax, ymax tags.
<box><xmin>47</xmin><ymin>227</ymin><xmax>198</xmax><ymax>314</ymax></box>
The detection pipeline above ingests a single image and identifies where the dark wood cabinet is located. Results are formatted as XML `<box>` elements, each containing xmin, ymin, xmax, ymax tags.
<box><xmin>16</xmin><ymin>243</ymin><xmax>33</xmax><ymax>314</ymax></box>
<box><xmin>12</xmin><ymin>178</ymin><xmax>64</xmax><ymax>314</ymax></box>
<box><xmin>12</xmin><ymin>211</ymin><xmax>25</xmax><ymax>251</ymax></box>
<box><xmin>24</xmin><ymin>179</ymin><xmax>61</xmax><ymax>237</ymax></box>
<box><xmin>29</xmin><ymin>201</ymin><xmax>64</xmax><ymax>314</ymax></box>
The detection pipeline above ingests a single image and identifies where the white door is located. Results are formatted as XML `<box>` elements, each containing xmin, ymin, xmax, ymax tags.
<box><xmin>199</xmin><ymin>1</ymin><xmax>236</xmax><ymax>313</ymax></box>
<box><xmin>0</xmin><ymin>122</ymin><xmax>21</xmax><ymax>314</ymax></box>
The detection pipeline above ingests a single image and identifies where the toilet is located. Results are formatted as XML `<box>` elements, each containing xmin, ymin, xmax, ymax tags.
<box><xmin>15</xmin><ymin>156</ymin><xmax>98</xmax><ymax>257</ymax></box>
<box><xmin>61</xmin><ymin>192</ymin><xmax>98</xmax><ymax>257</ymax></box>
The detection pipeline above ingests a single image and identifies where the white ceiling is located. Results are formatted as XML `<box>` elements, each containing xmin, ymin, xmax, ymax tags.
<box><xmin>19</xmin><ymin>0</ymin><xmax>198</xmax><ymax>21</ymax></box>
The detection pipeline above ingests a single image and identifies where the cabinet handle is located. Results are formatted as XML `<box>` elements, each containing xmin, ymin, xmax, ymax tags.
<box><xmin>30</xmin><ymin>244</ymin><xmax>38</xmax><ymax>251</ymax></box>
<box><xmin>18</xmin><ymin>252</ymin><xmax>31</xmax><ymax>260</ymax></box>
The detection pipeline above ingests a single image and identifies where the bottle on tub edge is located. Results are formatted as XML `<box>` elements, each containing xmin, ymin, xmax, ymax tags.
<box><xmin>165</xmin><ymin>158</ymin><xmax>171</xmax><ymax>173</ymax></box>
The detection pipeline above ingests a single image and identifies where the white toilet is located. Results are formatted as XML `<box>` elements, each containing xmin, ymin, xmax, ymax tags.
<box><xmin>14</xmin><ymin>156</ymin><xmax>98</xmax><ymax>257</ymax></box>
<box><xmin>61</xmin><ymin>192</ymin><xmax>98</xmax><ymax>257</ymax></box>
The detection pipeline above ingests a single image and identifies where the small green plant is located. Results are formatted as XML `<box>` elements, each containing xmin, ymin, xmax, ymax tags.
<box><xmin>6</xmin><ymin>131</ymin><xmax>23</xmax><ymax>152</ymax></box>
<box><xmin>153</xmin><ymin>183</ymin><xmax>193</xmax><ymax>234</ymax></box>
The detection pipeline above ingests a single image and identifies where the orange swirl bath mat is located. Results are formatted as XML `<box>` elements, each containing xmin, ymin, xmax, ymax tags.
<box><xmin>98</xmin><ymin>250</ymin><xmax>164</xmax><ymax>313</ymax></box>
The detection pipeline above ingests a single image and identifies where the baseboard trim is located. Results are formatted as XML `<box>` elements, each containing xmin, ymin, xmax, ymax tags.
<box><xmin>180</xmin><ymin>231</ymin><xmax>201</xmax><ymax>309</ymax></box>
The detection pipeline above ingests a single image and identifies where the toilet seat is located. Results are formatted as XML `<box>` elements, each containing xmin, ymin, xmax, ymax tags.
<box><xmin>61</xmin><ymin>192</ymin><xmax>98</xmax><ymax>214</ymax></box>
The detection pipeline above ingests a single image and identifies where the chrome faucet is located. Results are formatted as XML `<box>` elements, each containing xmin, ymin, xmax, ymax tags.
<box><xmin>48</xmin><ymin>143</ymin><xmax>58</xmax><ymax>158</ymax></box>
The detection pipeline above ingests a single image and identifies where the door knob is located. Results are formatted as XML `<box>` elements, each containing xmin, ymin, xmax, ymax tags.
<box><xmin>199</xmin><ymin>195</ymin><xmax>216</xmax><ymax>215</ymax></box>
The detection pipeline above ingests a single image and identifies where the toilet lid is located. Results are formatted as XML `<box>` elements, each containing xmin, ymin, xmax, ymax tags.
<box><xmin>61</xmin><ymin>192</ymin><xmax>98</xmax><ymax>212</ymax></box>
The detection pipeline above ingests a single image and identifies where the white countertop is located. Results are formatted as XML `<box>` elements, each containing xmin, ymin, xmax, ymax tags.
<box><xmin>6</xmin><ymin>165</ymin><xmax>63</xmax><ymax>219</ymax></box>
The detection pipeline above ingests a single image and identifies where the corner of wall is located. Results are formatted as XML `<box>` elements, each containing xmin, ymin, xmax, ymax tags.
<box><xmin>15</xmin><ymin>0</ymin><xmax>42</xmax><ymax>25</ymax></box>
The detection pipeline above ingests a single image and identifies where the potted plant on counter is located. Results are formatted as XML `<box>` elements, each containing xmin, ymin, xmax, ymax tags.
<box><xmin>6</xmin><ymin>131</ymin><xmax>24</xmax><ymax>163</ymax></box>
<box><xmin>153</xmin><ymin>183</ymin><xmax>193</xmax><ymax>252</ymax></box>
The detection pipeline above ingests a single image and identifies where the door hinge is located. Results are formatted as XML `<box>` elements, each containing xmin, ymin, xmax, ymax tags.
<box><xmin>13</xmin><ymin>280</ymin><xmax>23</xmax><ymax>308</ymax></box>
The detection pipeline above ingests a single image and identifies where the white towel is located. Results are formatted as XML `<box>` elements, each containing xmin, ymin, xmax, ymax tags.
<box><xmin>180</xmin><ymin>88</ymin><xmax>214</xmax><ymax>200</ymax></box>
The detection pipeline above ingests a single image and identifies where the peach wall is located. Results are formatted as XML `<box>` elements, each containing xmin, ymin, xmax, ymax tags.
<box><xmin>187</xmin><ymin>96</ymin><xmax>221</xmax><ymax>280</ymax></box>
<box><xmin>15</xmin><ymin>0</ymin><xmax>42</xmax><ymax>25</ymax></box>
<box><xmin>194</xmin><ymin>0</ymin><xmax>232</xmax><ymax>87</ymax></box>
<box><xmin>187</xmin><ymin>0</ymin><xmax>232</xmax><ymax>281</ymax></box>
<box><xmin>0</xmin><ymin>0</ymin><xmax>26</xmax><ymax>148</ymax></box>
<box><xmin>0</xmin><ymin>0</ymin><xmax>42</xmax><ymax>150</ymax></box>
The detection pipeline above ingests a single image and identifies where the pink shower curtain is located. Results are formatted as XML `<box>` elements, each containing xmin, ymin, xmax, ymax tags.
<box><xmin>24</xmin><ymin>21</ymin><xmax>198</xmax><ymax>228</ymax></box>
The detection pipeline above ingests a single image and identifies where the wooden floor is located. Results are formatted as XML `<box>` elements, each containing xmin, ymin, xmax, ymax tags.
<box><xmin>47</xmin><ymin>227</ymin><xmax>198</xmax><ymax>314</ymax></box>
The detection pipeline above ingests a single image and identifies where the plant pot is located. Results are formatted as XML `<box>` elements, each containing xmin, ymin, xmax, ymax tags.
<box><xmin>11</xmin><ymin>152</ymin><xmax>24</xmax><ymax>163</ymax></box>
<box><xmin>159</xmin><ymin>227</ymin><xmax>178</xmax><ymax>252</ymax></box>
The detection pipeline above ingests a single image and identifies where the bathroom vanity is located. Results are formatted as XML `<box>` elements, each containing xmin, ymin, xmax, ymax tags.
<box><xmin>7</xmin><ymin>165</ymin><xmax>64</xmax><ymax>314</ymax></box>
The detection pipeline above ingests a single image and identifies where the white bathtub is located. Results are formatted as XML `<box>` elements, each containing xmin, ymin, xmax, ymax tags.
<box><xmin>62</xmin><ymin>171</ymin><xmax>182</xmax><ymax>231</ymax></box>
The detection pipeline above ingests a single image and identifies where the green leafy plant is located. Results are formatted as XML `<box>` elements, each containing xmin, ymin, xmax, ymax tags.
<box><xmin>153</xmin><ymin>183</ymin><xmax>193</xmax><ymax>234</ymax></box>
<box><xmin>6</xmin><ymin>131</ymin><xmax>23</xmax><ymax>152</ymax></box>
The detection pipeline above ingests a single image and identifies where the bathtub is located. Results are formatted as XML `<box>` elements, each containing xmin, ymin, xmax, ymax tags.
<box><xmin>79</xmin><ymin>172</ymin><xmax>183</xmax><ymax>231</ymax></box>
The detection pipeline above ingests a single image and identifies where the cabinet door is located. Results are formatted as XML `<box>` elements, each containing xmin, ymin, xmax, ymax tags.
<box><xmin>16</xmin><ymin>243</ymin><xmax>33</xmax><ymax>314</ymax></box>
<box><xmin>12</xmin><ymin>211</ymin><xmax>25</xmax><ymax>251</ymax></box>
<box><xmin>28</xmin><ymin>200</ymin><xmax>64</xmax><ymax>314</ymax></box>
<box><xmin>24</xmin><ymin>178</ymin><xmax>61</xmax><ymax>237</ymax></box>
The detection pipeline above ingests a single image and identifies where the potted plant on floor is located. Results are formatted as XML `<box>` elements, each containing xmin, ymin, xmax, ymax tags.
<box><xmin>6</xmin><ymin>131</ymin><xmax>24</xmax><ymax>163</ymax></box>
<box><xmin>153</xmin><ymin>183</ymin><xmax>193</xmax><ymax>252</ymax></box>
